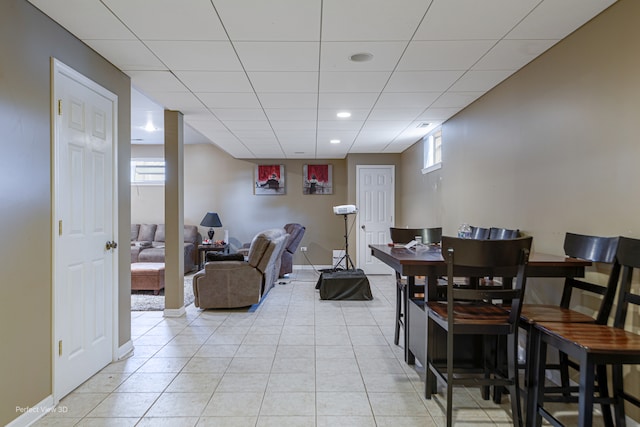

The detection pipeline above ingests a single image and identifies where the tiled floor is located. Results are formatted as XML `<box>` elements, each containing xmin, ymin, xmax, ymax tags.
<box><xmin>33</xmin><ymin>268</ymin><xmax>592</xmax><ymax>426</ymax></box>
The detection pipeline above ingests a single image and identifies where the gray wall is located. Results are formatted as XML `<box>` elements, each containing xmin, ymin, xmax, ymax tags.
<box><xmin>0</xmin><ymin>1</ymin><xmax>131</xmax><ymax>425</ymax></box>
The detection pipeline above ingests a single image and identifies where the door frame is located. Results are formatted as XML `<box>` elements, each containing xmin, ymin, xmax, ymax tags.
<box><xmin>51</xmin><ymin>58</ymin><xmax>119</xmax><ymax>402</ymax></box>
<box><xmin>355</xmin><ymin>164</ymin><xmax>395</xmax><ymax>273</ymax></box>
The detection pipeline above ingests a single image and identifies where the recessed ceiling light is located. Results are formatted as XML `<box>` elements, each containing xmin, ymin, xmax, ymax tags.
<box><xmin>349</xmin><ymin>52</ymin><xmax>374</xmax><ymax>62</ymax></box>
<box><xmin>330</xmin><ymin>139</ymin><xmax>341</xmax><ymax>144</ymax></box>
<box><xmin>336</xmin><ymin>112</ymin><xmax>351</xmax><ymax>118</ymax></box>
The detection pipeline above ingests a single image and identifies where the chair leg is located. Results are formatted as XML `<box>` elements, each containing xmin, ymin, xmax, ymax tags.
<box><xmin>394</xmin><ymin>278</ymin><xmax>402</xmax><ymax>345</ymax></box>
<box><xmin>530</xmin><ymin>332</ymin><xmax>547</xmax><ymax>427</ymax></box>
<box><xmin>596</xmin><ymin>364</ymin><xmax>614</xmax><ymax>427</ymax></box>
<box><xmin>447</xmin><ymin>330</ymin><xmax>454</xmax><ymax>427</ymax></box>
<box><xmin>507</xmin><ymin>334</ymin><xmax>523</xmax><ymax>427</ymax></box>
<box><xmin>612</xmin><ymin>364</ymin><xmax>627</xmax><ymax>427</ymax></box>
<box><xmin>559</xmin><ymin>351</ymin><xmax>571</xmax><ymax>397</ymax></box>
<box><xmin>577</xmin><ymin>357</ymin><xmax>595</xmax><ymax>427</ymax></box>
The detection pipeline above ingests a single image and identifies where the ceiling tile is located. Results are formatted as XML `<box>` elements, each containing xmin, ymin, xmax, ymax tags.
<box><xmin>29</xmin><ymin>0</ymin><xmax>136</xmax><ymax>39</ymax></box>
<box><xmin>320</xmin><ymin>42</ymin><xmax>407</xmax><ymax>71</ymax></box>
<box><xmin>414</xmin><ymin>0</ymin><xmax>539</xmax><ymax>40</ymax></box>
<box><xmin>257</xmin><ymin>93</ymin><xmax>318</xmax><ymax>109</ymax></box>
<box><xmin>199</xmin><ymin>93</ymin><xmax>262</xmax><ymax>109</ymax></box>
<box><xmin>317</xmin><ymin>120</ymin><xmax>365</xmax><ymax>131</ymax></box>
<box><xmin>213</xmin><ymin>0</ymin><xmax>321</xmax><ymax>41</ymax></box>
<box><xmin>322</xmin><ymin>0</ymin><xmax>430</xmax><ymax>41</ymax></box>
<box><xmin>234</xmin><ymin>42</ymin><xmax>319</xmax><ymax>71</ymax></box>
<box><xmin>88</xmin><ymin>40</ymin><xmax>166</xmax><ymax>71</ymax></box>
<box><xmin>416</xmin><ymin>107</ymin><xmax>464</xmax><ymax>121</ymax></box>
<box><xmin>319</xmin><ymin>72</ymin><xmax>391</xmax><ymax>92</ymax></box>
<box><xmin>397</xmin><ymin>40</ymin><xmax>496</xmax><ymax>71</ymax></box>
<box><xmin>506</xmin><ymin>0</ymin><xmax>617</xmax><ymax>40</ymax></box>
<box><xmin>473</xmin><ymin>40</ymin><xmax>558</xmax><ymax>71</ymax></box>
<box><xmin>367</xmin><ymin>108</ymin><xmax>423</xmax><ymax>121</ymax></box>
<box><xmin>222</xmin><ymin>121</ymin><xmax>273</xmax><ymax>131</ymax></box>
<box><xmin>385</xmin><ymin>71</ymin><xmax>464</xmax><ymax>92</ymax></box>
<box><xmin>276</xmin><ymin>131</ymin><xmax>317</xmax><ymax>144</ymax></box>
<box><xmin>103</xmin><ymin>0</ymin><xmax>227</xmax><ymax>40</ymax></box>
<box><xmin>271</xmin><ymin>121</ymin><xmax>318</xmax><ymax>131</ymax></box>
<box><xmin>360</xmin><ymin>121</ymin><xmax>412</xmax><ymax>133</ymax></box>
<box><xmin>212</xmin><ymin>109</ymin><xmax>268</xmax><ymax>121</ymax></box>
<box><xmin>127</xmin><ymin>71</ymin><xmax>188</xmax><ymax>93</ymax></box>
<box><xmin>146</xmin><ymin>41</ymin><xmax>242</xmax><ymax>71</ymax></box>
<box><xmin>318</xmin><ymin>93</ymin><xmax>379</xmax><ymax>110</ymax></box>
<box><xmin>264</xmin><ymin>109</ymin><xmax>318</xmax><ymax>121</ymax></box>
<box><xmin>248</xmin><ymin>72</ymin><xmax>319</xmax><ymax>93</ymax></box>
<box><xmin>375</xmin><ymin>92</ymin><xmax>440</xmax><ymax>109</ymax></box>
<box><xmin>177</xmin><ymin>71</ymin><xmax>254</xmax><ymax>93</ymax></box>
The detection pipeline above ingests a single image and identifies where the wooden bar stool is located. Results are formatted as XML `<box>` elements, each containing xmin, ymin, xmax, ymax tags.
<box><xmin>529</xmin><ymin>236</ymin><xmax>640</xmax><ymax>427</ymax></box>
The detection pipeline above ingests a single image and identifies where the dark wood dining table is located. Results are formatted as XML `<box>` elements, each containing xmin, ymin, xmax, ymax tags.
<box><xmin>369</xmin><ymin>243</ymin><xmax>593</xmax><ymax>365</ymax></box>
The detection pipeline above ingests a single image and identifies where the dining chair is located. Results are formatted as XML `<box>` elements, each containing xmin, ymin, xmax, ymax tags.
<box><xmin>389</xmin><ymin>227</ymin><xmax>442</xmax><ymax>346</ymax></box>
<box><xmin>530</xmin><ymin>236</ymin><xmax>640</xmax><ymax>427</ymax></box>
<box><xmin>470</xmin><ymin>226</ymin><xmax>490</xmax><ymax>239</ymax></box>
<box><xmin>425</xmin><ymin>236</ymin><xmax>532</xmax><ymax>427</ymax></box>
<box><xmin>519</xmin><ymin>233</ymin><xmax>620</xmax><ymax>425</ymax></box>
<box><xmin>490</xmin><ymin>227</ymin><xmax>520</xmax><ymax>239</ymax></box>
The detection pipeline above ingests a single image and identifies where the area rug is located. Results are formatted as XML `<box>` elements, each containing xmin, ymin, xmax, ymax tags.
<box><xmin>131</xmin><ymin>272</ymin><xmax>196</xmax><ymax>311</ymax></box>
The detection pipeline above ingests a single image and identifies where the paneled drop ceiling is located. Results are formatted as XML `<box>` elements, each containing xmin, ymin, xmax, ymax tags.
<box><xmin>28</xmin><ymin>0</ymin><xmax>616</xmax><ymax>159</ymax></box>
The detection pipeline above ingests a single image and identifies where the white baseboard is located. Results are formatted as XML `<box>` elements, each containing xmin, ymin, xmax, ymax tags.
<box><xmin>117</xmin><ymin>339</ymin><xmax>134</xmax><ymax>360</ymax></box>
<box><xmin>7</xmin><ymin>395</ymin><xmax>54</xmax><ymax>427</ymax></box>
<box><xmin>164</xmin><ymin>306</ymin><xmax>186</xmax><ymax>317</ymax></box>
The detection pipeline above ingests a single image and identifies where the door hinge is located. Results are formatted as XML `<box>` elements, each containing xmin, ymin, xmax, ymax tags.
<box><xmin>57</xmin><ymin>99</ymin><xmax>62</xmax><ymax>116</ymax></box>
<box><xmin>58</xmin><ymin>340</ymin><xmax>62</xmax><ymax>356</ymax></box>
<box><xmin>58</xmin><ymin>220</ymin><xmax>63</xmax><ymax>236</ymax></box>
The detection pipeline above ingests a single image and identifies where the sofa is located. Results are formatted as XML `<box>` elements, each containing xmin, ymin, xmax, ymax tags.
<box><xmin>193</xmin><ymin>228</ymin><xmax>288</xmax><ymax>309</ymax></box>
<box><xmin>130</xmin><ymin>223</ymin><xmax>201</xmax><ymax>273</ymax></box>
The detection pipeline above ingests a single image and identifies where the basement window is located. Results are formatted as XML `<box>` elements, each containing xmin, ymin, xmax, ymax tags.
<box><xmin>131</xmin><ymin>159</ymin><xmax>165</xmax><ymax>185</ymax></box>
<box><xmin>422</xmin><ymin>128</ymin><xmax>442</xmax><ymax>174</ymax></box>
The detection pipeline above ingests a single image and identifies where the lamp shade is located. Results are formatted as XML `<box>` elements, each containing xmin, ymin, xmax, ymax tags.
<box><xmin>200</xmin><ymin>212</ymin><xmax>222</xmax><ymax>228</ymax></box>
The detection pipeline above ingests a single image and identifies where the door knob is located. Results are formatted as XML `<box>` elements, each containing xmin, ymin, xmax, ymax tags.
<box><xmin>361</xmin><ymin>225</ymin><xmax>366</xmax><ymax>230</ymax></box>
<box><xmin>105</xmin><ymin>241</ymin><xmax>118</xmax><ymax>250</ymax></box>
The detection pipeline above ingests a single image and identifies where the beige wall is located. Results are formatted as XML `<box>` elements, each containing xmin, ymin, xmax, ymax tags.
<box><xmin>0</xmin><ymin>1</ymin><xmax>131</xmax><ymax>425</ymax></box>
<box><xmin>132</xmin><ymin>143</ymin><xmax>351</xmax><ymax>266</ymax></box>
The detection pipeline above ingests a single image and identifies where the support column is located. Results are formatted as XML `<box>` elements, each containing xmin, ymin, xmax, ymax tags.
<box><xmin>163</xmin><ymin>110</ymin><xmax>185</xmax><ymax>317</ymax></box>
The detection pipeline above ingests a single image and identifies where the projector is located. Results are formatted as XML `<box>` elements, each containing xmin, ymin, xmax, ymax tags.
<box><xmin>333</xmin><ymin>204</ymin><xmax>358</xmax><ymax>215</ymax></box>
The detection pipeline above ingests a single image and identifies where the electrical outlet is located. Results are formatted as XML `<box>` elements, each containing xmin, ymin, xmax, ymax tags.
<box><xmin>300</xmin><ymin>246</ymin><xmax>307</xmax><ymax>252</ymax></box>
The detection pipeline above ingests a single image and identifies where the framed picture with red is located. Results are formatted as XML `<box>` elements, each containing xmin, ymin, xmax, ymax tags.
<box><xmin>255</xmin><ymin>164</ymin><xmax>285</xmax><ymax>195</ymax></box>
<box><xmin>303</xmin><ymin>164</ymin><xmax>332</xmax><ymax>195</ymax></box>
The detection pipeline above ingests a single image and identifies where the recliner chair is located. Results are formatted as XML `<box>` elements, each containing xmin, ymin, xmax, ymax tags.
<box><xmin>279</xmin><ymin>223</ymin><xmax>306</xmax><ymax>277</ymax></box>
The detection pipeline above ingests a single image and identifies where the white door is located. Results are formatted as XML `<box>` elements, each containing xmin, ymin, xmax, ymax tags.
<box><xmin>53</xmin><ymin>59</ymin><xmax>117</xmax><ymax>398</ymax></box>
<box><xmin>357</xmin><ymin>165</ymin><xmax>395</xmax><ymax>274</ymax></box>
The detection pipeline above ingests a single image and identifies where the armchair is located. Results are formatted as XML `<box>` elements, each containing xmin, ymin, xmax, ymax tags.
<box><xmin>192</xmin><ymin>228</ymin><xmax>287</xmax><ymax>309</ymax></box>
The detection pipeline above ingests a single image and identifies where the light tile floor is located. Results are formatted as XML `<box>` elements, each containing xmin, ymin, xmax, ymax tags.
<box><xmin>34</xmin><ymin>268</ymin><xmax>595</xmax><ymax>426</ymax></box>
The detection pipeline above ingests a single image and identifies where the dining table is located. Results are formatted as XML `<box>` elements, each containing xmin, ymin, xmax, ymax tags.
<box><xmin>369</xmin><ymin>243</ymin><xmax>593</xmax><ymax>365</ymax></box>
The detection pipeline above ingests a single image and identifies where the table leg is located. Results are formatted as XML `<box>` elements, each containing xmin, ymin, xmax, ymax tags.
<box><xmin>405</xmin><ymin>275</ymin><xmax>415</xmax><ymax>365</ymax></box>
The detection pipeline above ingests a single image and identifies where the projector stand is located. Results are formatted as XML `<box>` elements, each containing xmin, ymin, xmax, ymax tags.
<box><xmin>334</xmin><ymin>214</ymin><xmax>355</xmax><ymax>270</ymax></box>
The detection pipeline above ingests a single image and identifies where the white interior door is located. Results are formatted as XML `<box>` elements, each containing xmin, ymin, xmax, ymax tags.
<box><xmin>53</xmin><ymin>59</ymin><xmax>117</xmax><ymax>398</ymax></box>
<box><xmin>357</xmin><ymin>165</ymin><xmax>395</xmax><ymax>274</ymax></box>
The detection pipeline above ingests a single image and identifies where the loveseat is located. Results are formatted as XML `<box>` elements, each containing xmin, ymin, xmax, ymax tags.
<box><xmin>130</xmin><ymin>224</ymin><xmax>201</xmax><ymax>273</ymax></box>
<box><xmin>193</xmin><ymin>228</ymin><xmax>288</xmax><ymax>309</ymax></box>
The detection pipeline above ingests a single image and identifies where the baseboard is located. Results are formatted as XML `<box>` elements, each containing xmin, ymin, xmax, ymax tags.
<box><xmin>117</xmin><ymin>339</ymin><xmax>134</xmax><ymax>360</ymax></box>
<box><xmin>163</xmin><ymin>306</ymin><xmax>186</xmax><ymax>317</ymax></box>
<box><xmin>7</xmin><ymin>395</ymin><xmax>54</xmax><ymax>427</ymax></box>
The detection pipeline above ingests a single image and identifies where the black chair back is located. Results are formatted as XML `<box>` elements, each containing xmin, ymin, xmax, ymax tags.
<box><xmin>390</xmin><ymin>227</ymin><xmax>442</xmax><ymax>245</ymax></box>
<box><xmin>489</xmin><ymin>227</ymin><xmax>520</xmax><ymax>240</ymax></box>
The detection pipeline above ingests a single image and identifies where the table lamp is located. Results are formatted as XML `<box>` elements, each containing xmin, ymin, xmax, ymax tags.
<box><xmin>200</xmin><ymin>212</ymin><xmax>222</xmax><ymax>242</ymax></box>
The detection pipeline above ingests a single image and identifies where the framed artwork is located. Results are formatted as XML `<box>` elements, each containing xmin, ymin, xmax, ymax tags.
<box><xmin>303</xmin><ymin>164</ymin><xmax>333</xmax><ymax>195</ymax></box>
<box><xmin>255</xmin><ymin>164</ymin><xmax>285</xmax><ymax>195</ymax></box>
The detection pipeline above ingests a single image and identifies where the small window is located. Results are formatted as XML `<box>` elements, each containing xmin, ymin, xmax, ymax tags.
<box><xmin>422</xmin><ymin>128</ymin><xmax>442</xmax><ymax>174</ymax></box>
<box><xmin>131</xmin><ymin>159</ymin><xmax>165</xmax><ymax>185</ymax></box>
